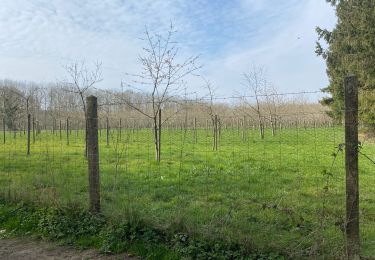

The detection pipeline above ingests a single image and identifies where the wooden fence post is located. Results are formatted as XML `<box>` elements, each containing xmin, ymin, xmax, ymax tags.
<box><xmin>99</xmin><ymin>120</ymin><xmax>102</xmax><ymax>137</ymax></box>
<box><xmin>87</xmin><ymin>96</ymin><xmax>100</xmax><ymax>213</ymax></box>
<box><xmin>66</xmin><ymin>118</ymin><xmax>69</xmax><ymax>145</ymax></box>
<box><xmin>119</xmin><ymin>118</ymin><xmax>122</xmax><ymax>141</ymax></box>
<box><xmin>59</xmin><ymin>119</ymin><xmax>62</xmax><ymax>140</ymax></box>
<box><xmin>27</xmin><ymin>114</ymin><xmax>31</xmax><ymax>156</ymax></box>
<box><xmin>242</xmin><ymin>116</ymin><xmax>246</xmax><ymax>141</ymax></box>
<box><xmin>194</xmin><ymin>117</ymin><xmax>197</xmax><ymax>144</ymax></box>
<box><xmin>2</xmin><ymin>118</ymin><xmax>5</xmax><ymax>144</ymax></box>
<box><xmin>206</xmin><ymin>119</ymin><xmax>209</xmax><ymax>136</ymax></box>
<box><xmin>32</xmin><ymin>117</ymin><xmax>35</xmax><ymax>144</ymax></box>
<box><xmin>218</xmin><ymin>117</ymin><xmax>221</xmax><ymax>139</ymax></box>
<box><xmin>76</xmin><ymin>120</ymin><xmax>79</xmax><ymax>137</ymax></box>
<box><xmin>213</xmin><ymin>115</ymin><xmax>218</xmax><ymax>151</ymax></box>
<box><xmin>344</xmin><ymin>75</ymin><xmax>360</xmax><ymax>258</ymax></box>
<box><xmin>106</xmin><ymin>117</ymin><xmax>109</xmax><ymax>146</ymax></box>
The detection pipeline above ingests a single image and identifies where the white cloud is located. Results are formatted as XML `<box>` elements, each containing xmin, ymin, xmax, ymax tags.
<box><xmin>0</xmin><ymin>0</ymin><xmax>336</xmax><ymax>100</ymax></box>
<box><xmin>200</xmin><ymin>0</ymin><xmax>337</xmax><ymax>99</ymax></box>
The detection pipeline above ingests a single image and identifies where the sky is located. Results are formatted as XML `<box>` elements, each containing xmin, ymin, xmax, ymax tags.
<box><xmin>0</xmin><ymin>0</ymin><xmax>337</xmax><ymax>100</ymax></box>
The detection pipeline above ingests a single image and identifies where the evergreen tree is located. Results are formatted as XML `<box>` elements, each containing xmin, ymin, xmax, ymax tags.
<box><xmin>316</xmin><ymin>0</ymin><xmax>375</xmax><ymax>126</ymax></box>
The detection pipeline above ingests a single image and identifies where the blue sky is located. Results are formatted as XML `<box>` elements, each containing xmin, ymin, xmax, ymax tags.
<box><xmin>0</xmin><ymin>0</ymin><xmax>336</xmax><ymax>99</ymax></box>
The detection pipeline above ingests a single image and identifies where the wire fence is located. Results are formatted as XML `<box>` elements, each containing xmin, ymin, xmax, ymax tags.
<box><xmin>0</xmin><ymin>90</ymin><xmax>374</xmax><ymax>258</ymax></box>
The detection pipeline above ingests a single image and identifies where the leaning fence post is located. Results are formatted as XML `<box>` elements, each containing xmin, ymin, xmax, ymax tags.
<box><xmin>87</xmin><ymin>96</ymin><xmax>100</xmax><ymax>213</ymax></box>
<box><xmin>344</xmin><ymin>75</ymin><xmax>359</xmax><ymax>258</ymax></box>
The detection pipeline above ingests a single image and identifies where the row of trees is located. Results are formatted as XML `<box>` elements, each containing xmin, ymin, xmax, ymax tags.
<box><xmin>0</xmin><ymin>75</ymin><xmax>330</xmax><ymax>157</ymax></box>
<box><xmin>1</xmin><ymin>25</ymin><xmax>330</xmax><ymax>161</ymax></box>
<box><xmin>0</xmin><ymin>79</ymin><xmax>328</xmax><ymax>127</ymax></box>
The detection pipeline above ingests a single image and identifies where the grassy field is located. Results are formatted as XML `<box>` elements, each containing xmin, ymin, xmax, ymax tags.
<box><xmin>0</xmin><ymin>126</ymin><xmax>374</xmax><ymax>258</ymax></box>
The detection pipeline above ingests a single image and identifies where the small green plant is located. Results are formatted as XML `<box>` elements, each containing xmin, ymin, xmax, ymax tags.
<box><xmin>0</xmin><ymin>200</ymin><xmax>286</xmax><ymax>259</ymax></box>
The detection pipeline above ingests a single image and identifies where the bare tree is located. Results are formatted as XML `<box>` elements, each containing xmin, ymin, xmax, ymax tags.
<box><xmin>63</xmin><ymin>61</ymin><xmax>102</xmax><ymax>156</ymax></box>
<box><xmin>203</xmin><ymin>78</ymin><xmax>219</xmax><ymax>150</ymax></box>
<box><xmin>243</xmin><ymin>66</ymin><xmax>267</xmax><ymax>139</ymax></box>
<box><xmin>122</xmin><ymin>24</ymin><xmax>200</xmax><ymax>162</ymax></box>
<box><xmin>264</xmin><ymin>84</ymin><xmax>282</xmax><ymax>136</ymax></box>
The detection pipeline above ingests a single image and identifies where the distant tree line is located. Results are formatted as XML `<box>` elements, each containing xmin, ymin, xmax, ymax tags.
<box><xmin>0</xmin><ymin>78</ymin><xmax>330</xmax><ymax>132</ymax></box>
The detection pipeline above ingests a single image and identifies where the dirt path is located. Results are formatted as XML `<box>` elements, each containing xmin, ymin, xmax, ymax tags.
<box><xmin>0</xmin><ymin>238</ymin><xmax>135</xmax><ymax>260</ymax></box>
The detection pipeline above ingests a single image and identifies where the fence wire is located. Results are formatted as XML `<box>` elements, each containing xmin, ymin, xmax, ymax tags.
<box><xmin>0</xmin><ymin>97</ymin><xmax>374</xmax><ymax>258</ymax></box>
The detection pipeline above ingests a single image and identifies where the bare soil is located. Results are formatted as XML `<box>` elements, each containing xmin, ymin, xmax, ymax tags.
<box><xmin>0</xmin><ymin>238</ymin><xmax>135</xmax><ymax>260</ymax></box>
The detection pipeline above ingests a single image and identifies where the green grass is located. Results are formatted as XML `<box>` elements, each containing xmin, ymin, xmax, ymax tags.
<box><xmin>0</xmin><ymin>126</ymin><xmax>374</xmax><ymax>258</ymax></box>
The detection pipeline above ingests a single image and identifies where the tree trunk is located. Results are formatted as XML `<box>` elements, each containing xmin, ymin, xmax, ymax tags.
<box><xmin>271</xmin><ymin>116</ymin><xmax>276</xmax><ymax>137</ymax></box>
<box><xmin>158</xmin><ymin>109</ymin><xmax>161</xmax><ymax>161</ymax></box>
<box><xmin>153</xmin><ymin>110</ymin><xmax>161</xmax><ymax>162</ymax></box>
<box><xmin>258</xmin><ymin>115</ymin><xmax>264</xmax><ymax>139</ymax></box>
